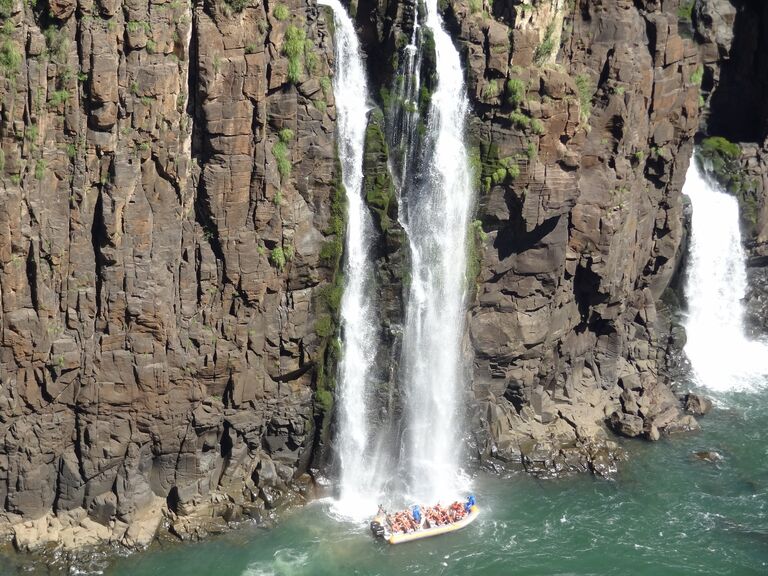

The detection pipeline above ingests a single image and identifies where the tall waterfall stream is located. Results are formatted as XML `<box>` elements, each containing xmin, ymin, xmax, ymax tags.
<box><xmin>398</xmin><ymin>0</ymin><xmax>475</xmax><ymax>504</ymax></box>
<box><xmin>322</xmin><ymin>0</ymin><xmax>475</xmax><ymax>514</ymax></box>
<box><xmin>318</xmin><ymin>0</ymin><xmax>381</xmax><ymax>516</ymax></box>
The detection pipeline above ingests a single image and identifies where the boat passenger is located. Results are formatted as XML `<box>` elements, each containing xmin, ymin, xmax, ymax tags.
<box><xmin>411</xmin><ymin>505</ymin><xmax>422</xmax><ymax>527</ymax></box>
<box><xmin>437</xmin><ymin>504</ymin><xmax>449</xmax><ymax>524</ymax></box>
<box><xmin>450</xmin><ymin>501</ymin><xmax>465</xmax><ymax>520</ymax></box>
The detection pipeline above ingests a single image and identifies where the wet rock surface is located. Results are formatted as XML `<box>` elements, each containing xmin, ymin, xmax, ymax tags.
<box><xmin>697</xmin><ymin>0</ymin><xmax>768</xmax><ymax>331</ymax></box>
<box><xmin>745</xmin><ymin>264</ymin><xmax>768</xmax><ymax>334</ymax></box>
<box><xmin>692</xmin><ymin>449</ymin><xmax>724</xmax><ymax>463</ymax></box>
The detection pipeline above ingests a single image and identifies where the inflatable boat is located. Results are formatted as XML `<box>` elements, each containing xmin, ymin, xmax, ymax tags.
<box><xmin>370</xmin><ymin>498</ymin><xmax>479</xmax><ymax>545</ymax></box>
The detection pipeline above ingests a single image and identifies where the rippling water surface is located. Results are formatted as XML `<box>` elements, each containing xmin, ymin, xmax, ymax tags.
<box><xmin>4</xmin><ymin>387</ymin><xmax>761</xmax><ymax>576</ymax></box>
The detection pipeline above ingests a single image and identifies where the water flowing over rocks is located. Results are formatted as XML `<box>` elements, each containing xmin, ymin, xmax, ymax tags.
<box><xmin>695</xmin><ymin>0</ymin><xmax>768</xmax><ymax>334</ymax></box>
<box><xmin>0</xmin><ymin>0</ymin><xmax>759</xmax><ymax>551</ymax></box>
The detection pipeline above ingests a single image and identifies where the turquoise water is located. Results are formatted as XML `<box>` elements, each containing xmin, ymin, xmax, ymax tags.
<box><xmin>5</xmin><ymin>387</ymin><xmax>764</xmax><ymax>575</ymax></box>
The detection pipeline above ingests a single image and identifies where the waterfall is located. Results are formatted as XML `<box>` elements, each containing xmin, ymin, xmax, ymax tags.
<box><xmin>387</xmin><ymin>13</ymin><xmax>422</xmax><ymax>188</ymax></box>
<box><xmin>319</xmin><ymin>0</ymin><xmax>381</xmax><ymax>516</ymax></box>
<box><xmin>398</xmin><ymin>0</ymin><xmax>474</xmax><ymax>503</ymax></box>
<box><xmin>683</xmin><ymin>158</ymin><xmax>768</xmax><ymax>391</ymax></box>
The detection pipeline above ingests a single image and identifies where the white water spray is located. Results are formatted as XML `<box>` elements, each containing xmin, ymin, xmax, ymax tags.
<box><xmin>319</xmin><ymin>0</ymin><xmax>381</xmax><ymax>517</ymax></box>
<box><xmin>388</xmin><ymin>14</ymin><xmax>422</xmax><ymax>187</ymax></box>
<box><xmin>683</xmin><ymin>159</ymin><xmax>768</xmax><ymax>391</ymax></box>
<box><xmin>399</xmin><ymin>0</ymin><xmax>474</xmax><ymax>503</ymax></box>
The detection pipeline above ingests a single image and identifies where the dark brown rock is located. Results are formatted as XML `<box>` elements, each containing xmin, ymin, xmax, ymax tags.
<box><xmin>608</xmin><ymin>412</ymin><xmax>645</xmax><ymax>438</ymax></box>
<box><xmin>684</xmin><ymin>393</ymin><xmax>714</xmax><ymax>415</ymax></box>
<box><xmin>444</xmin><ymin>0</ymin><xmax>704</xmax><ymax>473</ymax></box>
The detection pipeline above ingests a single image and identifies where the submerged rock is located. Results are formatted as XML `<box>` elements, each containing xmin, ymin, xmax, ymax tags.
<box><xmin>693</xmin><ymin>450</ymin><xmax>724</xmax><ymax>463</ymax></box>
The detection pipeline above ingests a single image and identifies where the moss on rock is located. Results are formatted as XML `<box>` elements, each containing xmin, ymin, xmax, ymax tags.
<box><xmin>313</xmin><ymin>155</ymin><xmax>347</xmax><ymax>419</ymax></box>
<box><xmin>698</xmin><ymin>136</ymin><xmax>760</xmax><ymax>230</ymax></box>
<box><xmin>363</xmin><ymin>108</ymin><xmax>398</xmax><ymax>232</ymax></box>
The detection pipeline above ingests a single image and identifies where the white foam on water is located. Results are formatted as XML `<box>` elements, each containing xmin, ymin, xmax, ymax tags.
<box><xmin>682</xmin><ymin>159</ymin><xmax>768</xmax><ymax>392</ymax></box>
<box><xmin>242</xmin><ymin>549</ymin><xmax>310</xmax><ymax>576</ymax></box>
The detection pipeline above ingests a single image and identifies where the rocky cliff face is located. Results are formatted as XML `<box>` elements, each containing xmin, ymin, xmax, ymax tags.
<box><xmin>448</xmin><ymin>0</ymin><xmax>703</xmax><ymax>475</ymax></box>
<box><xmin>0</xmin><ymin>0</ymin><xmax>343</xmax><ymax>548</ymax></box>
<box><xmin>0</xmin><ymin>0</ymin><xmax>738</xmax><ymax>552</ymax></box>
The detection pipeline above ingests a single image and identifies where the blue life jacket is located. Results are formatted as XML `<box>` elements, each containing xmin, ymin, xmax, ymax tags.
<box><xmin>412</xmin><ymin>506</ymin><xmax>421</xmax><ymax>523</ymax></box>
<box><xmin>465</xmin><ymin>495</ymin><xmax>476</xmax><ymax>511</ymax></box>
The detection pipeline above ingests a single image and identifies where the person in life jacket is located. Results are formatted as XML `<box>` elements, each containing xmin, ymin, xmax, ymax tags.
<box><xmin>411</xmin><ymin>505</ymin><xmax>422</xmax><ymax>526</ymax></box>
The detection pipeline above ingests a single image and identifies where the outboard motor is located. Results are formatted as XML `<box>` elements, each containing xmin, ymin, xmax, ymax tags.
<box><xmin>370</xmin><ymin>520</ymin><xmax>386</xmax><ymax>539</ymax></box>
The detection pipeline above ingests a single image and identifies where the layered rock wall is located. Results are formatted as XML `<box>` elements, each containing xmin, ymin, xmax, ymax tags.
<box><xmin>0</xmin><ymin>0</ymin><xmax>340</xmax><ymax>547</ymax></box>
<box><xmin>452</xmin><ymin>0</ymin><xmax>703</xmax><ymax>473</ymax></box>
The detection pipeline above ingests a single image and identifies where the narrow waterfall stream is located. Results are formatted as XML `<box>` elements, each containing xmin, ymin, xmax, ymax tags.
<box><xmin>398</xmin><ymin>0</ymin><xmax>475</xmax><ymax>503</ymax></box>
<box><xmin>387</xmin><ymin>12</ymin><xmax>422</xmax><ymax>188</ymax></box>
<box><xmin>323</xmin><ymin>0</ymin><xmax>475</xmax><ymax>510</ymax></box>
<box><xmin>683</xmin><ymin>158</ymin><xmax>768</xmax><ymax>391</ymax></box>
<box><xmin>319</xmin><ymin>0</ymin><xmax>381</xmax><ymax>516</ymax></box>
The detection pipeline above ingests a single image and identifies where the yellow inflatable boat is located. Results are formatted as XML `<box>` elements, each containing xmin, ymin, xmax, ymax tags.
<box><xmin>370</xmin><ymin>501</ymin><xmax>480</xmax><ymax>545</ymax></box>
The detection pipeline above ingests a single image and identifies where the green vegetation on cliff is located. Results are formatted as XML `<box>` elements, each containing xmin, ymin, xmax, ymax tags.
<box><xmin>506</xmin><ymin>78</ymin><xmax>525</xmax><ymax>109</ymax></box>
<box><xmin>224</xmin><ymin>0</ymin><xmax>251</xmax><ymax>13</ymax></box>
<box><xmin>363</xmin><ymin>109</ymin><xmax>397</xmax><ymax>232</ymax></box>
<box><xmin>283</xmin><ymin>26</ymin><xmax>306</xmax><ymax>84</ymax></box>
<box><xmin>698</xmin><ymin>136</ymin><xmax>742</xmax><ymax>190</ymax></box>
<box><xmin>466</xmin><ymin>219</ymin><xmax>487</xmax><ymax>286</ymax></box>
<box><xmin>272</xmin><ymin>128</ymin><xmax>294</xmax><ymax>182</ymax></box>
<box><xmin>0</xmin><ymin>21</ymin><xmax>20</xmax><ymax>79</ymax></box>
<box><xmin>677</xmin><ymin>1</ymin><xmax>694</xmax><ymax>21</ymax></box>
<box><xmin>274</xmin><ymin>4</ymin><xmax>289</xmax><ymax>21</ymax></box>
<box><xmin>314</xmin><ymin>157</ymin><xmax>348</xmax><ymax>416</ymax></box>
<box><xmin>701</xmin><ymin>136</ymin><xmax>740</xmax><ymax>164</ymax></box>
<box><xmin>0</xmin><ymin>0</ymin><xmax>13</xmax><ymax>19</ymax></box>
<box><xmin>575</xmin><ymin>74</ymin><xmax>594</xmax><ymax>122</ymax></box>
<box><xmin>534</xmin><ymin>23</ymin><xmax>556</xmax><ymax>65</ymax></box>
<box><xmin>478</xmin><ymin>140</ymin><xmax>522</xmax><ymax>193</ymax></box>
